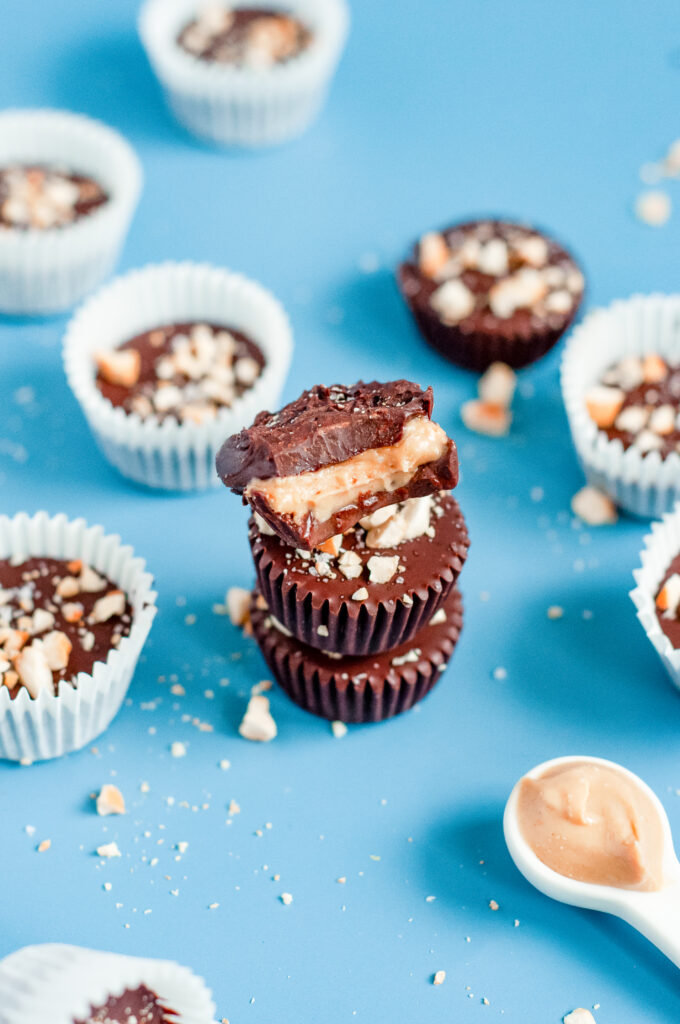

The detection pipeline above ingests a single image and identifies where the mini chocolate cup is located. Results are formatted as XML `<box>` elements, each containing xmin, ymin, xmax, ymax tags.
<box><xmin>398</xmin><ymin>262</ymin><xmax>581</xmax><ymax>372</ymax></box>
<box><xmin>250</xmin><ymin>586</ymin><xmax>464</xmax><ymax>724</ymax></box>
<box><xmin>249</xmin><ymin>494</ymin><xmax>469</xmax><ymax>656</ymax></box>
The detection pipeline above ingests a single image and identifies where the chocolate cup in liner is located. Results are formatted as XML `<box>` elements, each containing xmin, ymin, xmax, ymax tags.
<box><xmin>251</xmin><ymin>586</ymin><xmax>463</xmax><ymax>723</ymax></box>
<box><xmin>0</xmin><ymin>944</ymin><xmax>215</xmax><ymax>1024</ymax></box>
<box><xmin>0</xmin><ymin>109</ymin><xmax>142</xmax><ymax>315</ymax></box>
<box><xmin>63</xmin><ymin>261</ymin><xmax>292</xmax><ymax>491</ymax></box>
<box><xmin>631</xmin><ymin>505</ymin><xmax>680</xmax><ymax>693</ymax></box>
<box><xmin>562</xmin><ymin>293</ymin><xmax>680</xmax><ymax>518</ymax></box>
<box><xmin>0</xmin><ymin>511</ymin><xmax>156</xmax><ymax>763</ymax></box>
<box><xmin>250</xmin><ymin>493</ymin><xmax>469</xmax><ymax>656</ymax></box>
<box><xmin>397</xmin><ymin>263</ymin><xmax>581</xmax><ymax>372</ymax></box>
<box><xmin>139</xmin><ymin>0</ymin><xmax>349</xmax><ymax>148</ymax></box>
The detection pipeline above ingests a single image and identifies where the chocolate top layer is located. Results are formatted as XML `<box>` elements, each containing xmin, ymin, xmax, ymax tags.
<box><xmin>73</xmin><ymin>984</ymin><xmax>178</xmax><ymax>1024</ymax></box>
<box><xmin>399</xmin><ymin>219</ymin><xmax>584</xmax><ymax>341</ymax></box>
<box><xmin>178</xmin><ymin>7</ymin><xmax>312</xmax><ymax>67</ymax></box>
<box><xmin>0</xmin><ymin>165</ymin><xmax>108</xmax><ymax>230</ymax></box>
<box><xmin>95</xmin><ymin>321</ymin><xmax>265</xmax><ymax>424</ymax></box>
<box><xmin>592</xmin><ymin>355</ymin><xmax>680</xmax><ymax>461</ymax></box>
<box><xmin>0</xmin><ymin>556</ymin><xmax>132</xmax><ymax>700</ymax></box>
<box><xmin>217</xmin><ymin>380</ymin><xmax>435</xmax><ymax>491</ymax></box>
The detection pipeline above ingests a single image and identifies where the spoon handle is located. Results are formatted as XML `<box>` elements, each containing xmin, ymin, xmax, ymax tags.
<box><xmin>619</xmin><ymin>885</ymin><xmax>680</xmax><ymax>968</ymax></box>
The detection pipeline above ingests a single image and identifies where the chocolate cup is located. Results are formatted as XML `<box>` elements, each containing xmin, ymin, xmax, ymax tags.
<box><xmin>398</xmin><ymin>262</ymin><xmax>581</xmax><ymax>372</ymax></box>
<box><xmin>249</xmin><ymin>493</ymin><xmax>469</xmax><ymax>656</ymax></box>
<box><xmin>250</xmin><ymin>586</ymin><xmax>464</xmax><ymax>724</ymax></box>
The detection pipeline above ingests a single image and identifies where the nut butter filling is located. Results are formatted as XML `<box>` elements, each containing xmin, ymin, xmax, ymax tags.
<box><xmin>244</xmin><ymin>417</ymin><xmax>448</xmax><ymax>526</ymax></box>
<box><xmin>517</xmin><ymin>761</ymin><xmax>666</xmax><ymax>892</ymax></box>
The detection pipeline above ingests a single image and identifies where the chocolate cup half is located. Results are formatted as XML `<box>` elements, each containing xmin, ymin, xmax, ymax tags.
<box><xmin>249</xmin><ymin>493</ymin><xmax>469</xmax><ymax>656</ymax></box>
<box><xmin>250</xmin><ymin>586</ymin><xmax>464</xmax><ymax>724</ymax></box>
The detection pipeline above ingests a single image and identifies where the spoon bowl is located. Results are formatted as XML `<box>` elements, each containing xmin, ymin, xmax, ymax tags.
<box><xmin>504</xmin><ymin>754</ymin><xmax>680</xmax><ymax>967</ymax></box>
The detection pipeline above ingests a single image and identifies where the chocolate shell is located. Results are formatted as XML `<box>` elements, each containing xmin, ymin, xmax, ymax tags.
<box><xmin>250</xmin><ymin>586</ymin><xmax>464</xmax><ymax>723</ymax></box>
<box><xmin>249</xmin><ymin>493</ymin><xmax>469</xmax><ymax>656</ymax></box>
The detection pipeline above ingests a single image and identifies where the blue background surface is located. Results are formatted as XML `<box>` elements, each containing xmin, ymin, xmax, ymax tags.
<box><xmin>1</xmin><ymin>1</ymin><xmax>679</xmax><ymax>1020</ymax></box>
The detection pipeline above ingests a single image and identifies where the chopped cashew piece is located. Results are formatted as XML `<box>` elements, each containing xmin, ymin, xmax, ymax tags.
<box><xmin>96</xmin><ymin>841</ymin><xmax>122</xmax><ymax>858</ymax></box>
<box><xmin>96</xmin><ymin>784</ymin><xmax>126</xmax><ymax>816</ymax></box>
<box><xmin>337</xmin><ymin>550</ymin><xmax>363</xmax><ymax>579</ymax></box>
<box><xmin>96</xmin><ymin>349</ymin><xmax>142</xmax><ymax>387</ymax></box>
<box><xmin>419</xmin><ymin>231</ymin><xmax>451</xmax><ymax>278</ymax></box>
<box><xmin>430</xmin><ymin>279</ymin><xmax>475</xmax><ymax>323</ymax></box>
<box><xmin>90</xmin><ymin>590</ymin><xmax>125</xmax><ymax>624</ymax></box>
<box><xmin>478</xmin><ymin>362</ymin><xmax>516</xmax><ymax>408</ymax></box>
<box><xmin>226</xmin><ymin>586</ymin><xmax>251</xmax><ymax>627</ymax></box>
<box><xmin>239</xmin><ymin>695</ymin><xmax>277</xmax><ymax>742</ymax></box>
<box><xmin>584</xmin><ymin>385</ymin><xmax>625</xmax><ymax>429</ymax></box>
<box><xmin>40</xmin><ymin>631</ymin><xmax>72</xmax><ymax>671</ymax></box>
<box><xmin>571</xmin><ymin>486</ymin><xmax>618</xmax><ymax>526</ymax></box>
<box><xmin>14</xmin><ymin>644</ymin><xmax>53</xmax><ymax>698</ymax></box>
<box><xmin>461</xmin><ymin>399</ymin><xmax>511</xmax><ymax>437</ymax></box>
<box><xmin>367</xmin><ymin>554</ymin><xmax>400</xmax><ymax>584</ymax></box>
<box><xmin>433</xmin><ymin>970</ymin><xmax>446</xmax><ymax>986</ymax></box>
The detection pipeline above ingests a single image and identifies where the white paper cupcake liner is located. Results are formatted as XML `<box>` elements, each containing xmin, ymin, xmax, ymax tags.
<box><xmin>561</xmin><ymin>293</ymin><xmax>680</xmax><ymax>518</ymax></box>
<box><xmin>0</xmin><ymin>109</ymin><xmax>142</xmax><ymax>315</ymax></box>
<box><xmin>63</xmin><ymin>260</ymin><xmax>293</xmax><ymax>490</ymax></box>
<box><xmin>0</xmin><ymin>944</ymin><xmax>215</xmax><ymax>1024</ymax></box>
<box><xmin>631</xmin><ymin>505</ymin><xmax>680</xmax><ymax>693</ymax></box>
<box><xmin>139</xmin><ymin>0</ymin><xmax>350</xmax><ymax>147</ymax></box>
<box><xmin>0</xmin><ymin>512</ymin><xmax>156</xmax><ymax>763</ymax></box>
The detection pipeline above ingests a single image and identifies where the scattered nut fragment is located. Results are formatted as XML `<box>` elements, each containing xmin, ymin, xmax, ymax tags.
<box><xmin>170</xmin><ymin>741</ymin><xmax>187</xmax><ymax>758</ymax></box>
<box><xmin>571</xmin><ymin>486</ymin><xmax>618</xmax><ymax>526</ymax></box>
<box><xmin>95</xmin><ymin>349</ymin><xmax>142</xmax><ymax>388</ymax></box>
<box><xmin>488</xmin><ymin>899</ymin><xmax>499</xmax><ymax>911</ymax></box>
<box><xmin>478</xmin><ymin>362</ymin><xmax>516</xmax><ymax>408</ymax></box>
<box><xmin>367</xmin><ymin>554</ymin><xmax>399</xmax><ymax>584</ymax></box>
<box><xmin>547</xmin><ymin>605</ymin><xmax>564</xmax><ymax>620</ymax></box>
<box><xmin>37</xmin><ymin>839</ymin><xmax>51</xmax><ymax>853</ymax></box>
<box><xmin>239</xmin><ymin>694</ymin><xmax>277</xmax><ymax>742</ymax></box>
<box><xmin>563</xmin><ymin>1010</ymin><xmax>597</xmax><ymax>1024</ymax></box>
<box><xmin>584</xmin><ymin>385</ymin><xmax>625</xmax><ymax>429</ymax></box>
<box><xmin>96</xmin><ymin>841</ymin><xmax>121</xmax><ymax>858</ymax></box>
<box><xmin>280</xmin><ymin>892</ymin><xmax>293</xmax><ymax>905</ymax></box>
<box><xmin>461</xmin><ymin>399</ymin><xmax>511</xmax><ymax>437</ymax></box>
<box><xmin>635</xmin><ymin>189</ymin><xmax>671</xmax><ymax>226</ymax></box>
<box><xmin>331</xmin><ymin>721</ymin><xmax>347</xmax><ymax>738</ymax></box>
<box><xmin>226</xmin><ymin>586</ymin><xmax>251</xmax><ymax>627</ymax></box>
<box><xmin>96</xmin><ymin>784</ymin><xmax>126</xmax><ymax>816</ymax></box>
<box><xmin>432</xmin><ymin>970</ymin><xmax>446</xmax><ymax>986</ymax></box>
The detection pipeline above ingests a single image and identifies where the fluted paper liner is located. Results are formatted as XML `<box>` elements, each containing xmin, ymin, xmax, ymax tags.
<box><xmin>0</xmin><ymin>512</ymin><xmax>156</xmax><ymax>762</ymax></box>
<box><xmin>631</xmin><ymin>506</ymin><xmax>680</xmax><ymax>692</ymax></box>
<box><xmin>139</xmin><ymin>0</ymin><xmax>349</xmax><ymax>147</ymax></box>
<box><xmin>562</xmin><ymin>292</ymin><xmax>680</xmax><ymax>517</ymax></box>
<box><xmin>251</xmin><ymin>586</ymin><xmax>464</xmax><ymax>723</ymax></box>
<box><xmin>0</xmin><ymin>109</ymin><xmax>142</xmax><ymax>315</ymax></box>
<box><xmin>0</xmin><ymin>944</ymin><xmax>215</xmax><ymax>1024</ymax></box>
<box><xmin>63</xmin><ymin>261</ymin><xmax>293</xmax><ymax>490</ymax></box>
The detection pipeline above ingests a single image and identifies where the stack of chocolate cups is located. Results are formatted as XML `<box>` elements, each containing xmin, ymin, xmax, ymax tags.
<box><xmin>216</xmin><ymin>380</ymin><xmax>470</xmax><ymax>724</ymax></box>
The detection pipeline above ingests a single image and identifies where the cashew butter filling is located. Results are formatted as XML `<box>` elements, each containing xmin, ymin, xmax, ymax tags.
<box><xmin>517</xmin><ymin>761</ymin><xmax>666</xmax><ymax>892</ymax></box>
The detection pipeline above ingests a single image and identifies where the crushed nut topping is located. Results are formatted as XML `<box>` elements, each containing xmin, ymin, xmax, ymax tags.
<box><xmin>95</xmin><ymin>321</ymin><xmax>265</xmax><ymax>425</ymax></box>
<box><xmin>0</xmin><ymin>556</ymin><xmax>131</xmax><ymax>699</ymax></box>
<box><xmin>178</xmin><ymin>5</ymin><xmax>313</xmax><ymax>68</ymax></box>
<box><xmin>586</xmin><ymin>354</ymin><xmax>680</xmax><ymax>459</ymax></box>
<box><xmin>415</xmin><ymin>221</ymin><xmax>583</xmax><ymax>326</ymax></box>
<box><xmin>0</xmin><ymin>165</ymin><xmax>108</xmax><ymax>230</ymax></box>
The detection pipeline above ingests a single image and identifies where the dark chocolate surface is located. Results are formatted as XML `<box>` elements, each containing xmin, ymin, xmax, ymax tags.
<box><xmin>398</xmin><ymin>219</ymin><xmax>583</xmax><ymax>371</ymax></box>
<box><xmin>601</xmin><ymin>361</ymin><xmax>680</xmax><ymax>460</ymax></box>
<box><xmin>178</xmin><ymin>7</ymin><xmax>312</xmax><ymax>66</ymax></box>
<box><xmin>656</xmin><ymin>553</ymin><xmax>680</xmax><ymax>649</ymax></box>
<box><xmin>95</xmin><ymin>321</ymin><xmax>265</xmax><ymax>423</ymax></box>
<box><xmin>73</xmin><ymin>984</ymin><xmax>178</xmax><ymax>1024</ymax></box>
<box><xmin>0</xmin><ymin>556</ymin><xmax>132</xmax><ymax>699</ymax></box>
<box><xmin>0</xmin><ymin>165</ymin><xmax>108</xmax><ymax>230</ymax></box>
<box><xmin>217</xmin><ymin>380</ymin><xmax>436</xmax><ymax>490</ymax></box>
<box><xmin>250</xmin><ymin>493</ymin><xmax>469</xmax><ymax>654</ymax></box>
<box><xmin>250</xmin><ymin>585</ymin><xmax>464</xmax><ymax>723</ymax></box>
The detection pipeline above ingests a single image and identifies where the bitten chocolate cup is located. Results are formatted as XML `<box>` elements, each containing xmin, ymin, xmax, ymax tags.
<box><xmin>398</xmin><ymin>219</ymin><xmax>584</xmax><ymax>372</ymax></box>
<box><xmin>249</xmin><ymin>492</ymin><xmax>468</xmax><ymax>656</ymax></box>
<box><xmin>251</xmin><ymin>585</ymin><xmax>464</xmax><ymax>724</ymax></box>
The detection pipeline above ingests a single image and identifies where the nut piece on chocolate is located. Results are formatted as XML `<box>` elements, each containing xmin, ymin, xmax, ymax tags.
<box><xmin>216</xmin><ymin>380</ymin><xmax>459</xmax><ymax>549</ymax></box>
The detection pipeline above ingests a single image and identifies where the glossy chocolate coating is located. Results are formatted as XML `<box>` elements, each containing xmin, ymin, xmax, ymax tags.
<box><xmin>95</xmin><ymin>321</ymin><xmax>265</xmax><ymax>422</ymax></box>
<box><xmin>0</xmin><ymin>165</ymin><xmax>108</xmax><ymax>229</ymax></box>
<box><xmin>218</xmin><ymin>380</ymin><xmax>436</xmax><ymax>490</ymax></box>
<box><xmin>0</xmin><ymin>557</ymin><xmax>132</xmax><ymax>699</ymax></box>
<box><xmin>250</xmin><ymin>493</ymin><xmax>469</xmax><ymax>654</ymax></box>
<box><xmin>398</xmin><ymin>219</ymin><xmax>583</xmax><ymax>371</ymax></box>
<box><xmin>603</xmin><ymin>363</ymin><xmax>680</xmax><ymax>460</ymax></box>
<box><xmin>73</xmin><ymin>984</ymin><xmax>178</xmax><ymax>1024</ymax></box>
<box><xmin>250</xmin><ymin>586</ymin><xmax>464</xmax><ymax>723</ymax></box>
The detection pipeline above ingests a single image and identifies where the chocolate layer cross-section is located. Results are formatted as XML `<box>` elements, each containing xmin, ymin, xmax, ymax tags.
<box><xmin>217</xmin><ymin>380</ymin><xmax>459</xmax><ymax>548</ymax></box>
<box><xmin>73</xmin><ymin>984</ymin><xmax>178</xmax><ymax>1024</ymax></box>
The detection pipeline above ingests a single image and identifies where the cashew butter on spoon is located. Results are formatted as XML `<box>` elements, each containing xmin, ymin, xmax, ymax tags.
<box><xmin>504</xmin><ymin>755</ymin><xmax>680</xmax><ymax>968</ymax></box>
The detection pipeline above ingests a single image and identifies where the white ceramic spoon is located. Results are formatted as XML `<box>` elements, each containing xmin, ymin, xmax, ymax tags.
<box><xmin>504</xmin><ymin>754</ymin><xmax>680</xmax><ymax>968</ymax></box>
